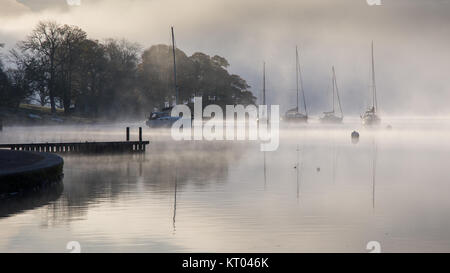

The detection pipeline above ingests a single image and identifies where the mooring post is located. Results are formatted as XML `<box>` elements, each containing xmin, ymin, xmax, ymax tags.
<box><xmin>139</xmin><ymin>127</ymin><xmax>143</xmax><ymax>150</ymax></box>
<box><xmin>126</xmin><ymin>127</ymin><xmax>130</xmax><ymax>141</ymax></box>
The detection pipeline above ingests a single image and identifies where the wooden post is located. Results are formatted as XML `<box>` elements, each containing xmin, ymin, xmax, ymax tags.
<box><xmin>139</xmin><ymin>127</ymin><xmax>142</xmax><ymax>150</ymax></box>
<box><xmin>126</xmin><ymin>127</ymin><xmax>130</xmax><ymax>141</ymax></box>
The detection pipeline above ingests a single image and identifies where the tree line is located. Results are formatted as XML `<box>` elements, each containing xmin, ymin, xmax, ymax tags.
<box><xmin>0</xmin><ymin>21</ymin><xmax>256</xmax><ymax>119</ymax></box>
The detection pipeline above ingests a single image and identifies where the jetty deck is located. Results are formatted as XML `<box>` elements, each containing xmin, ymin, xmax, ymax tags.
<box><xmin>0</xmin><ymin>127</ymin><xmax>148</xmax><ymax>154</ymax></box>
<box><xmin>0</xmin><ymin>150</ymin><xmax>64</xmax><ymax>194</ymax></box>
<box><xmin>0</xmin><ymin>141</ymin><xmax>149</xmax><ymax>154</ymax></box>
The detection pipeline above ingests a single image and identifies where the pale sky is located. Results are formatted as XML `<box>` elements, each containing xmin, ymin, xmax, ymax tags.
<box><xmin>1</xmin><ymin>0</ymin><xmax>449</xmax><ymax>116</ymax></box>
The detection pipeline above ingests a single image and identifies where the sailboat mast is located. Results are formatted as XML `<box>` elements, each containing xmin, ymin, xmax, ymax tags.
<box><xmin>333</xmin><ymin>66</ymin><xmax>343</xmax><ymax>118</ymax></box>
<box><xmin>171</xmin><ymin>27</ymin><xmax>178</xmax><ymax>105</ymax></box>
<box><xmin>332</xmin><ymin>67</ymin><xmax>335</xmax><ymax>113</ymax></box>
<box><xmin>298</xmin><ymin>50</ymin><xmax>308</xmax><ymax>116</ymax></box>
<box><xmin>263</xmin><ymin>62</ymin><xmax>266</xmax><ymax>105</ymax></box>
<box><xmin>371</xmin><ymin>41</ymin><xmax>377</xmax><ymax>111</ymax></box>
<box><xmin>295</xmin><ymin>47</ymin><xmax>299</xmax><ymax>111</ymax></box>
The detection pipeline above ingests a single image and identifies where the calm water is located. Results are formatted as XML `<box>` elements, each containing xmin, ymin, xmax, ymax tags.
<box><xmin>1</xmin><ymin>118</ymin><xmax>450</xmax><ymax>252</ymax></box>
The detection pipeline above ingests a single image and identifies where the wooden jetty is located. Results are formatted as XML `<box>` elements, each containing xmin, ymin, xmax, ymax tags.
<box><xmin>0</xmin><ymin>127</ymin><xmax>149</xmax><ymax>154</ymax></box>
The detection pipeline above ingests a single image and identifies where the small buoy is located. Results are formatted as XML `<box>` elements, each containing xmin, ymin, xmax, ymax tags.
<box><xmin>351</xmin><ymin>131</ymin><xmax>360</xmax><ymax>144</ymax></box>
<box><xmin>316</xmin><ymin>167</ymin><xmax>321</xmax><ymax>172</ymax></box>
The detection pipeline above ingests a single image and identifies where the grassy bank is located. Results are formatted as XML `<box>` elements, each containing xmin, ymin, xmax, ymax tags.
<box><xmin>0</xmin><ymin>104</ymin><xmax>101</xmax><ymax>126</ymax></box>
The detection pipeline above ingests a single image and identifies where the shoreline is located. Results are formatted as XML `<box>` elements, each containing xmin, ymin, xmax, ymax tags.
<box><xmin>0</xmin><ymin>150</ymin><xmax>64</xmax><ymax>196</ymax></box>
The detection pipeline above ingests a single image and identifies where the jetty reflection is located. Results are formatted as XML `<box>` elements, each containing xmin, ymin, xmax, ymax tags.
<box><xmin>0</xmin><ymin>181</ymin><xmax>63</xmax><ymax>218</ymax></box>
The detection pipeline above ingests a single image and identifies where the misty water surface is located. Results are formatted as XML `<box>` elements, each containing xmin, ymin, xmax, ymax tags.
<box><xmin>1</xmin><ymin>118</ymin><xmax>450</xmax><ymax>252</ymax></box>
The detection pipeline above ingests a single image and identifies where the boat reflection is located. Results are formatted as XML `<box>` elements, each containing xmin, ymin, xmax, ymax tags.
<box><xmin>372</xmin><ymin>141</ymin><xmax>378</xmax><ymax>210</ymax></box>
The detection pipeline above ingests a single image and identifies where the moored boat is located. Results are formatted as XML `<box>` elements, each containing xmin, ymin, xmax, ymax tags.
<box><xmin>361</xmin><ymin>42</ymin><xmax>381</xmax><ymax>126</ymax></box>
<box><xmin>284</xmin><ymin>46</ymin><xmax>308</xmax><ymax>123</ymax></box>
<box><xmin>146</xmin><ymin>27</ymin><xmax>181</xmax><ymax>128</ymax></box>
<box><xmin>320</xmin><ymin>66</ymin><xmax>343</xmax><ymax>124</ymax></box>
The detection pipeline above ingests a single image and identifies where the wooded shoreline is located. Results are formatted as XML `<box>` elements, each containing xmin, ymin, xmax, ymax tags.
<box><xmin>0</xmin><ymin>21</ymin><xmax>256</xmax><ymax>122</ymax></box>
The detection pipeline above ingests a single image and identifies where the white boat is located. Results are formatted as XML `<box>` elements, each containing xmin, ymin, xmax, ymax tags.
<box><xmin>361</xmin><ymin>42</ymin><xmax>381</xmax><ymax>126</ymax></box>
<box><xmin>320</xmin><ymin>66</ymin><xmax>343</xmax><ymax>124</ymax></box>
<box><xmin>146</xmin><ymin>106</ymin><xmax>180</xmax><ymax>128</ymax></box>
<box><xmin>146</xmin><ymin>27</ymin><xmax>181</xmax><ymax>128</ymax></box>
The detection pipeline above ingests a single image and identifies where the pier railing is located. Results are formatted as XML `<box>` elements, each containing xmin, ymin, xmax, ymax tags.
<box><xmin>0</xmin><ymin>127</ymin><xmax>149</xmax><ymax>154</ymax></box>
<box><xmin>0</xmin><ymin>141</ymin><xmax>148</xmax><ymax>154</ymax></box>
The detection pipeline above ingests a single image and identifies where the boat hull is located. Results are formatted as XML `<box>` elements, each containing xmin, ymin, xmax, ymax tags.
<box><xmin>362</xmin><ymin>115</ymin><xmax>381</xmax><ymax>126</ymax></box>
<box><xmin>320</xmin><ymin>115</ymin><xmax>343</xmax><ymax>124</ymax></box>
<box><xmin>284</xmin><ymin>109</ymin><xmax>308</xmax><ymax>123</ymax></box>
<box><xmin>146</xmin><ymin>118</ymin><xmax>179</xmax><ymax>128</ymax></box>
<box><xmin>284</xmin><ymin>116</ymin><xmax>308</xmax><ymax>123</ymax></box>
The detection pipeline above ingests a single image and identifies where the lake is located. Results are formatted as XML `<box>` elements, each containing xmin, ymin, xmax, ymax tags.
<box><xmin>1</xmin><ymin>117</ymin><xmax>450</xmax><ymax>252</ymax></box>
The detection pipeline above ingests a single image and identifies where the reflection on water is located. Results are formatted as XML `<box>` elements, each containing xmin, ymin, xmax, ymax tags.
<box><xmin>0</xmin><ymin>182</ymin><xmax>63</xmax><ymax>218</ymax></box>
<box><xmin>296</xmin><ymin>145</ymin><xmax>302</xmax><ymax>203</ymax></box>
<box><xmin>173</xmin><ymin>169</ymin><xmax>178</xmax><ymax>234</ymax></box>
<box><xmin>1</xmin><ymin>118</ymin><xmax>450</xmax><ymax>252</ymax></box>
<box><xmin>372</xmin><ymin>142</ymin><xmax>377</xmax><ymax>210</ymax></box>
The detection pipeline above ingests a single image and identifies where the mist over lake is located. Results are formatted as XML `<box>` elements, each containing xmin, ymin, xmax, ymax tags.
<box><xmin>1</xmin><ymin>0</ymin><xmax>450</xmax><ymax>255</ymax></box>
<box><xmin>1</xmin><ymin>0</ymin><xmax>450</xmax><ymax>116</ymax></box>
<box><xmin>1</xmin><ymin>119</ymin><xmax>450</xmax><ymax>252</ymax></box>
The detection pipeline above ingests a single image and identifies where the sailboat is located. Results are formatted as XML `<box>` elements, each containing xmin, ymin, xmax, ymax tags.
<box><xmin>258</xmin><ymin>62</ymin><xmax>269</xmax><ymax>123</ymax></box>
<box><xmin>361</xmin><ymin>42</ymin><xmax>381</xmax><ymax>126</ymax></box>
<box><xmin>320</xmin><ymin>66</ymin><xmax>343</xmax><ymax>123</ymax></box>
<box><xmin>285</xmin><ymin>46</ymin><xmax>308</xmax><ymax>123</ymax></box>
<box><xmin>146</xmin><ymin>27</ymin><xmax>182</xmax><ymax>128</ymax></box>
<box><xmin>263</xmin><ymin>62</ymin><xmax>266</xmax><ymax>107</ymax></box>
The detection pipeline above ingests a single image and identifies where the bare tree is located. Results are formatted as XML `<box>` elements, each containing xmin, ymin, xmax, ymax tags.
<box><xmin>21</xmin><ymin>21</ymin><xmax>62</xmax><ymax>113</ymax></box>
<box><xmin>58</xmin><ymin>24</ymin><xmax>87</xmax><ymax>113</ymax></box>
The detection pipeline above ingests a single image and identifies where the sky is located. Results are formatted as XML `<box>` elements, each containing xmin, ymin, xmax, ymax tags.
<box><xmin>1</xmin><ymin>0</ymin><xmax>449</xmax><ymax>116</ymax></box>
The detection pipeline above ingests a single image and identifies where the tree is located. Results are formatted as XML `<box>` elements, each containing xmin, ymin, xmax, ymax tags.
<box><xmin>8</xmin><ymin>22</ymin><xmax>256</xmax><ymax>119</ymax></box>
<box><xmin>0</xmin><ymin>45</ymin><xmax>11</xmax><ymax>107</ymax></box>
<box><xmin>139</xmin><ymin>45</ymin><xmax>256</xmax><ymax>112</ymax></box>
<box><xmin>56</xmin><ymin>24</ymin><xmax>87</xmax><ymax>114</ymax></box>
<box><xmin>5</xmin><ymin>67</ymin><xmax>33</xmax><ymax>108</ymax></box>
<box><xmin>10</xmin><ymin>48</ymin><xmax>48</xmax><ymax>106</ymax></box>
<box><xmin>100</xmin><ymin>39</ymin><xmax>140</xmax><ymax>118</ymax></box>
<box><xmin>73</xmin><ymin>39</ymin><xmax>108</xmax><ymax>116</ymax></box>
<box><xmin>20</xmin><ymin>21</ymin><xmax>63</xmax><ymax>113</ymax></box>
<box><xmin>0</xmin><ymin>51</ymin><xmax>33</xmax><ymax>108</ymax></box>
<box><xmin>212</xmin><ymin>55</ymin><xmax>229</xmax><ymax>68</ymax></box>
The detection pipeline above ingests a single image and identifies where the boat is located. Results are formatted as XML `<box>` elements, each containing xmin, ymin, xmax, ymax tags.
<box><xmin>320</xmin><ymin>66</ymin><xmax>343</xmax><ymax>123</ymax></box>
<box><xmin>285</xmin><ymin>46</ymin><xmax>308</xmax><ymax>123</ymax></box>
<box><xmin>146</xmin><ymin>106</ymin><xmax>181</xmax><ymax>128</ymax></box>
<box><xmin>146</xmin><ymin>27</ymin><xmax>182</xmax><ymax>128</ymax></box>
<box><xmin>258</xmin><ymin>61</ymin><xmax>269</xmax><ymax>123</ymax></box>
<box><xmin>361</xmin><ymin>42</ymin><xmax>381</xmax><ymax>126</ymax></box>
